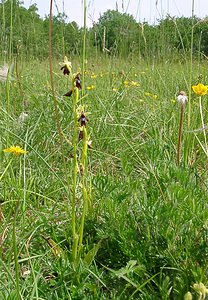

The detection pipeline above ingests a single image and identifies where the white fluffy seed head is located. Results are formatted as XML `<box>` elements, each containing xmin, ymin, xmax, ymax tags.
<box><xmin>177</xmin><ymin>91</ymin><xmax>188</xmax><ymax>105</ymax></box>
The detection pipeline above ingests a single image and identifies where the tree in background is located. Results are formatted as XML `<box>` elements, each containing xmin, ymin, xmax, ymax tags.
<box><xmin>0</xmin><ymin>0</ymin><xmax>80</xmax><ymax>60</ymax></box>
<box><xmin>94</xmin><ymin>10</ymin><xmax>139</xmax><ymax>57</ymax></box>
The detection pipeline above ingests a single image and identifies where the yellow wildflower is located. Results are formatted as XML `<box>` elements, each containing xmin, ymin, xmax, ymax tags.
<box><xmin>124</xmin><ymin>80</ymin><xmax>140</xmax><ymax>87</ymax></box>
<box><xmin>145</xmin><ymin>92</ymin><xmax>157</xmax><ymax>99</ymax></box>
<box><xmin>87</xmin><ymin>85</ymin><xmax>95</xmax><ymax>90</ymax></box>
<box><xmin>3</xmin><ymin>145</ymin><xmax>27</xmax><ymax>156</ymax></box>
<box><xmin>112</xmin><ymin>88</ymin><xmax>118</xmax><ymax>92</ymax></box>
<box><xmin>91</xmin><ymin>74</ymin><xmax>97</xmax><ymax>79</ymax></box>
<box><xmin>124</xmin><ymin>80</ymin><xmax>129</xmax><ymax>86</ymax></box>
<box><xmin>130</xmin><ymin>81</ymin><xmax>138</xmax><ymax>86</ymax></box>
<box><xmin>192</xmin><ymin>83</ymin><xmax>208</xmax><ymax>96</ymax></box>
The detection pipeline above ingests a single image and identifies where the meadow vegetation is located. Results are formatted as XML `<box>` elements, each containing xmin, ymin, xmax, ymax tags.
<box><xmin>0</xmin><ymin>0</ymin><xmax>208</xmax><ymax>299</ymax></box>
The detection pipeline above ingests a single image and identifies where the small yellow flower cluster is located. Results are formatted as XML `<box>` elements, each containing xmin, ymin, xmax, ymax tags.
<box><xmin>90</xmin><ymin>74</ymin><xmax>97</xmax><ymax>79</ymax></box>
<box><xmin>192</xmin><ymin>83</ymin><xmax>208</xmax><ymax>96</ymax></box>
<box><xmin>87</xmin><ymin>85</ymin><xmax>95</xmax><ymax>90</ymax></box>
<box><xmin>124</xmin><ymin>80</ymin><xmax>140</xmax><ymax>87</ymax></box>
<box><xmin>3</xmin><ymin>145</ymin><xmax>27</xmax><ymax>156</ymax></box>
<box><xmin>144</xmin><ymin>92</ymin><xmax>158</xmax><ymax>99</ymax></box>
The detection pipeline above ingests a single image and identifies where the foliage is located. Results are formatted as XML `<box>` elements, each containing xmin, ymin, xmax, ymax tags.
<box><xmin>1</xmin><ymin>1</ymin><xmax>208</xmax><ymax>60</ymax></box>
<box><xmin>0</xmin><ymin>0</ymin><xmax>80</xmax><ymax>60</ymax></box>
<box><xmin>0</xmin><ymin>1</ymin><xmax>208</xmax><ymax>299</ymax></box>
<box><xmin>94</xmin><ymin>9</ymin><xmax>139</xmax><ymax>56</ymax></box>
<box><xmin>0</xmin><ymin>56</ymin><xmax>208</xmax><ymax>299</ymax></box>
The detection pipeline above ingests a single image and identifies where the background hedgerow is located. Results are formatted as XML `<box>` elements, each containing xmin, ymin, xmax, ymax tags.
<box><xmin>1</xmin><ymin>1</ymin><xmax>208</xmax><ymax>61</ymax></box>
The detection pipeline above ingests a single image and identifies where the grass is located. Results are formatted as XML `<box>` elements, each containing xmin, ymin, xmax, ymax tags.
<box><xmin>0</xmin><ymin>56</ymin><xmax>208</xmax><ymax>299</ymax></box>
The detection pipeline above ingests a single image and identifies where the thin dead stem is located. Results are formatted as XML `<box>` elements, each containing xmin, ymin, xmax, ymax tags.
<box><xmin>49</xmin><ymin>0</ymin><xmax>69</xmax><ymax>184</ymax></box>
<box><xmin>177</xmin><ymin>104</ymin><xmax>185</xmax><ymax>166</ymax></box>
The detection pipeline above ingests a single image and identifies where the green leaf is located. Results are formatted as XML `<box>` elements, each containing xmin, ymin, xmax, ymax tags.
<box><xmin>84</xmin><ymin>240</ymin><xmax>102</xmax><ymax>266</ymax></box>
<box><xmin>41</xmin><ymin>235</ymin><xmax>64</xmax><ymax>258</ymax></box>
